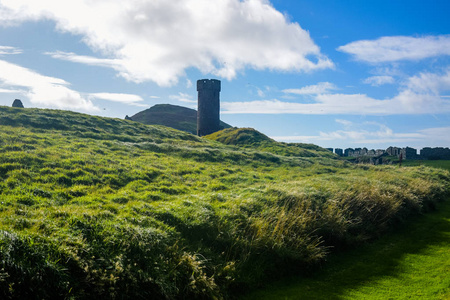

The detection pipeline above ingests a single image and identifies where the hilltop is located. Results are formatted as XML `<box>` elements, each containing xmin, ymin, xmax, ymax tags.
<box><xmin>128</xmin><ymin>104</ymin><xmax>231</xmax><ymax>134</ymax></box>
<box><xmin>0</xmin><ymin>106</ymin><xmax>449</xmax><ymax>299</ymax></box>
<box><xmin>205</xmin><ymin>127</ymin><xmax>335</xmax><ymax>158</ymax></box>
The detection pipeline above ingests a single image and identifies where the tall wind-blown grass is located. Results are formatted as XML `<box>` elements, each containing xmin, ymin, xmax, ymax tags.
<box><xmin>0</xmin><ymin>106</ymin><xmax>449</xmax><ymax>299</ymax></box>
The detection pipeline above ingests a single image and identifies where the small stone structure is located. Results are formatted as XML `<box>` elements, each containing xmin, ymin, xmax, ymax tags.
<box><xmin>12</xmin><ymin>99</ymin><xmax>24</xmax><ymax>108</ymax></box>
<box><xmin>197</xmin><ymin>79</ymin><xmax>221</xmax><ymax>136</ymax></box>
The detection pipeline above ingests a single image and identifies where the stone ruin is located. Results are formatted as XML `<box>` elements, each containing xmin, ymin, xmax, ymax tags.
<box><xmin>12</xmin><ymin>99</ymin><xmax>24</xmax><ymax>108</ymax></box>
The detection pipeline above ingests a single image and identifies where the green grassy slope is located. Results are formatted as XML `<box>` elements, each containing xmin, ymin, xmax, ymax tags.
<box><xmin>129</xmin><ymin>104</ymin><xmax>231</xmax><ymax>134</ymax></box>
<box><xmin>243</xmin><ymin>184</ymin><xmax>450</xmax><ymax>299</ymax></box>
<box><xmin>402</xmin><ymin>159</ymin><xmax>450</xmax><ymax>170</ymax></box>
<box><xmin>0</xmin><ymin>106</ymin><xmax>449</xmax><ymax>299</ymax></box>
<box><xmin>242</xmin><ymin>160</ymin><xmax>450</xmax><ymax>299</ymax></box>
<box><xmin>205</xmin><ymin>127</ymin><xmax>335</xmax><ymax>158</ymax></box>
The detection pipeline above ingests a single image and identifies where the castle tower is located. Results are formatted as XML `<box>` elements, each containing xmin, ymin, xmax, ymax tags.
<box><xmin>197</xmin><ymin>79</ymin><xmax>221</xmax><ymax>136</ymax></box>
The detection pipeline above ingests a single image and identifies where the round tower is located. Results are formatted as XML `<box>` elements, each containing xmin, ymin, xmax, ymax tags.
<box><xmin>197</xmin><ymin>79</ymin><xmax>221</xmax><ymax>136</ymax></box>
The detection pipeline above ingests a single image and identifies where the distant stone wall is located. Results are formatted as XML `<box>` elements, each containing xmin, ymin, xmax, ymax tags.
<box><xmin>333</xmin><ymin>145</ymin><xmax>448</xmax><ymax>160</ymax></box>
<box><xmin>420</xmin><ymin>147</ymin><xmax>450</xmax><ymax>160</ymax></box>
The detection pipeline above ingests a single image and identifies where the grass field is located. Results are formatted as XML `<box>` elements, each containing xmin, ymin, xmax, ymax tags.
<box><xmin>242</xmin><ymin>200</ymin><xmax>450</xmax><ymax>299</ymax></box>
<box><xmin>242</xmin><ymin>160</ymin><xmax>450</xmax><ymax>300</ymax></box>
<box><xmin>402</xmin><ymin>159</ymin><xmax>450</xmax><ymax>171</ymax></box>
<box><xmin>0</xmin><ymin>106</ymin><xmax>449</xmax><ymax>299</ymax></box>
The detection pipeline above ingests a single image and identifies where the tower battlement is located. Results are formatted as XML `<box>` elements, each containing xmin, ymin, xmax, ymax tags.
<box><xmin>197</xmin><ymin>79</ymin><xmax>221</xmax><ymax>92</ymax></box>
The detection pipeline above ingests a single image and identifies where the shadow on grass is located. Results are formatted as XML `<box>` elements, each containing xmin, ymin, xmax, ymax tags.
<box><xmin>241</xmin><ymin>199</ymin><xmax>450</xmax><ymax>299</ymax></box>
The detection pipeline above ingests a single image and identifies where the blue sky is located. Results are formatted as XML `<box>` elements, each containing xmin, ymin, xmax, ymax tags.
<box><xmin>0</xmin><ymin>0</ymin><xmax>449</xmax><ymax>150</ymax></box>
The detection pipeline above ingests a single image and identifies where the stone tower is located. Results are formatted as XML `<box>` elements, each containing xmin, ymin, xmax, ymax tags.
<box><xmin>197</xmin><ymin>79</ymin><xmax>221</xmax><ymax>136</ymax></box>
<box><xmin>12</xmin><ymin>99</ymin><xmax>24</xmax><ymax>108</ymax></box>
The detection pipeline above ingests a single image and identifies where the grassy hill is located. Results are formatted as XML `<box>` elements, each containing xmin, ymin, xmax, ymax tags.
<box><xmin>244</xmin><ymin>160</ymin><xmax>450</xmax><ymax>299</ymax></box>
<box><xmin>129</xmin><ymin>104</ymin><xmax>231</xmax><ymax>134</ymax></box>
<box><xmin>0</xmin><ymin>106</ymin><xmax>449</xmax><ymax>299</ymax></box>
<box><xmin>205</xmin><ymin>127</ymin><xmax>335</xmax><ymax>158</ymax></box>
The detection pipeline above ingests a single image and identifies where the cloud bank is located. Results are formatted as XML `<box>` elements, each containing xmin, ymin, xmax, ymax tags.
<box><xmin>222</xmin><ymin>69</ymin><xmax>450</xmax><ymax>115</ymax></box>
<box><xmin>282</xmin><ymin>82</ymin><xmax>337</xmax><ymax>95</ymax></box>
<box><xmin>273</xmin><ymin>120</ymin><xmax>450</xmax><ymax>149</ymax></box>
<box><xmin>89</xmin><ymin>93</ymin><xmax>147</xmax><ymax>107</ymax></box>
<box><xmin>338</xmin><ymin>35</ymin><xmax>450</xmax><ymax>63</ymax></box>
<box><xmin>0</xmin><ymin>46</ymin><xmax>22</xmax><ymax>55</ymax></box>
<box><xmin>0</xmin><ymin>59</ymin><xmax>97</xmax><ymax>111</ymax></box>
<box><xmin>363</xmin><ymin>75</ymin><xmax>395</xmax><ymax>86</ymax></box>
<box><xmin>0</xmin><ymin>0</ymin><xmax>333</xmax><ymax>86</ymax></box>
<box><xmin>0</xmin><ymin>58</ymin><xmax>147</xmax><ymax>111</ymax></box>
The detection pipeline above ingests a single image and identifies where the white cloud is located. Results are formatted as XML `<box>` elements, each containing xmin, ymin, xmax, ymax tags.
<box><xmin>272</xmin><ymin>132</ymin><xmax>424</xmax><ymax>145</ymax></box>
<box><xmin>335</xmin><ymin>119</ymin><xmax>353</xmax><ymax>127</ymax></box>
<box><xmin>0</xmin><ymin>87</ymin><xmax>22</xmax><ymax>93</ymax></box>
<box><xmin>186</xmin><ymin>79</ymin><xmax>193</xmax><ymax>89</ymax></box>
<box><xmin>223</xmin><ymin>69</ymin><xmax>450</xmax><ymax>115</ymax></box>
<box><xmin>170</xmin><ymin>92</ymin><xmax>196</xmax><ymax>103</ymax></box>
<box><xmin>314</xmin><ymin>122</ymin><xmax>402</xmax><ymax>143</ymax></box>
<box><xmin>363</xmin><ymin>75</ymin><xmax>395</xmax><ymax>86</ymax></box>
<box><xmin>46</xmin><ymin>51</ymin><xmax>121</xmax><ymax>69</ymax></box>
<box><xmin>246</xmin><ymin>83</ymin><xmax>268</xmax><ymax>98</ymax></box>
<box><xmin>283</xmin><ymin>82</ymin><xmax>337</xmax><ymax>95</ymax></box>
<box><xmin>222</xmin><ymin>94</ymin><xmax>389</xmax><ymax>115</ymax></box>
<box><xmin>257</xmin><ymin>88</ymin><xmax>265</xmax><ymax>98</ymax></box>
<box><xmin>0</xmin><ymin>59</ymin><xmax>147</xmax><ymax>111</ymax></box>
<box><xmin>403</xmin><ymin>69</ymin><xmax>450</xmax><ymax>94</ymax></box>
<box><xmin>1</xmin><ymin>0</ymin><xmax>333</xmax><ymax>86</ymax></box>
<box><xmin>338</xmin><ymin>35</ymin><xmax>450</xmax><ymax>63</ymax></box>
<box><xmin>418</xmin><ymin>127</ymin><xmax>450</xmax><ymax>145</ymax></box>
<box><xmin>0</xmin><ymin>59</ymin><xmax>98</xmax><ymax>111</ymax></box>
<box><xmin>89</xmin><ymin>92</ymin><xmax>147</xmax><ymax>107</ymax></box>
<box><xmin>272</xmin><ymin>123</ymin><xmax>450</xmax><ymax>149</ymax></box>
<box><xmin>0</xmin><ymin>46</ymin><xmax>22</xmax><ymax>55</ymax></box>
<box><xmin>391</xmin><ymin>69</ymin><xmax>450</xmax><ymax>113</ymax></box>
<box><xmin>223</xmin><ymin>92</ymin><xmax>450</xmax><ymax>115</ymax></box>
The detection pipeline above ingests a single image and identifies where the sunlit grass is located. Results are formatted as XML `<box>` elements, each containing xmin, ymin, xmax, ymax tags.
<box><xmin>242</xmin><ymin>160</ymin><xmax>450</xmax><ymax>300</ymax></box>
<box><xmin>402</xmin><ymin>159</ymin><xmax>450</xmax><ymax>171</ymax></box>
<box><xmin>0</xmin><ymin>106</ymin><xmax>449</xmax><ymax>299</ymax></box>
<box><xmin>241</xmin><ymin>199</ymin><xmax>450</xmax><ymax>300</ymax></box>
